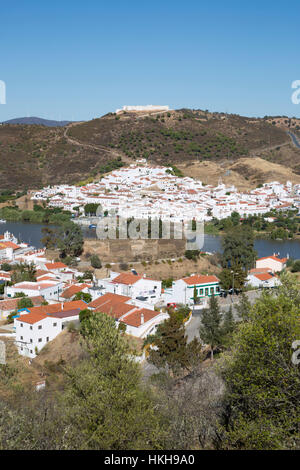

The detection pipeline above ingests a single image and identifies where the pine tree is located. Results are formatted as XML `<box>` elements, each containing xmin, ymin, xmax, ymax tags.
<box><xmin>199</xmin><ymin>294</ymin><xmax>223</xmax><ymax>360</ymax></box>
<box><xmin>222</xmin><ymin>305</ymin><xmax>235</xmax><ymax>347</ymax></box>
<box><xmin>148</xmin><ymin>313</ymin><xmax>201</xmax><ymax>376</ymax></box>
<box><xmin>61</xmin><ymin>314</ymin><xmax>166</xmax><ymax>449</ymax></box>
<box><xmin>220</xmin><ymin>278</ymin><xmax>300</xmax><ymax>449</ymax></box>
<box><xmin>222</xmin><ymin>225</ymin><xmax>256</xmax><ymax>271</ymax></box>
<box><xmin>235</xmin><ymin>292</ymin><xmax>252</xmax><ymax>322</ymax></box>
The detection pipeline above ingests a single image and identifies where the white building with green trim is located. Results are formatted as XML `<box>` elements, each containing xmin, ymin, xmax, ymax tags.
<box><xmin>163</xmin><ymin>274</ymin><xmax>220</xmax><ymax>306</ymax></box>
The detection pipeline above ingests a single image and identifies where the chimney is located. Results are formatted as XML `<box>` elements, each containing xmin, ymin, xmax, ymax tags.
<box><xmin>61</xmin><ymin>302</ymin><xmax>63</xmax><ymax>310</ymax></box>
<box><xmin>141</xmin><ymin>313</ymin><xmax>144</xmax><ymax>325</ymax></box>
<box><xmin>143</xmin><ymin>273</ymin><xmax>146</xmax><ymax>278</ymax></box>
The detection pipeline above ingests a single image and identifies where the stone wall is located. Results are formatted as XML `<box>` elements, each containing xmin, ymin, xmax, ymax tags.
<box><xmin>84</xmin><ymin>238</ymin><xmax>186</xmax><ymax>262</ymax></box>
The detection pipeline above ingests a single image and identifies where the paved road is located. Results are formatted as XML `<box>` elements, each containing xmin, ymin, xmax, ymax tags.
<box><xmin>287</xmin><ymin>131</ymin><xmax>300</xmax><ymax>149</ymax></box>
<box><xmin>142</xmin><ymin>289</ymin><xmax>263</xmax><ymax>374</ymax></box>
<box><xmin>186</xmin><ymin>289</ymin><xmax>261</xmax><ymax>342</ymax></box>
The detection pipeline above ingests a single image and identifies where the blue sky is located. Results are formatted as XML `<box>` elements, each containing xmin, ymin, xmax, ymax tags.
<box><xmin>1</xmin><ymin>0</ymin><xmax>300</xmax><ymax>121</ymax></box>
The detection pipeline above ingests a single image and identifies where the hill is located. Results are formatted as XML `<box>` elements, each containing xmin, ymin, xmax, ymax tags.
<box><xmin>0</xmin><ymin>108</ymin><xmax>300</xmax><ymax>191</ymax></box>
<box><xmin>2</xmin><ymin>117</ymin><xmax>72</xmax><ymax>127</ymax></box>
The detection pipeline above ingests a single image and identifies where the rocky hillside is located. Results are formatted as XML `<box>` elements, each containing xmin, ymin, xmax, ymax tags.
<box><xmin>0</xmin><ymin>109</ymin><xmax>299</xmax><ymax>191</ymax></box>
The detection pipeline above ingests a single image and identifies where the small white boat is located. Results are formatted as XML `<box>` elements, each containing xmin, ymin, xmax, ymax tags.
<box><xmin>0</xmin><ymin>219</ymin><xmax>6</xmax><ymax>223</ymax></box>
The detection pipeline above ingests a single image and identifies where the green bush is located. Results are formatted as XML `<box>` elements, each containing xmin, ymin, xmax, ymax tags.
<box><xmin>90</xmin><ymin>254</ymin><xmax>102</xmax><ymax>269</ymax></box>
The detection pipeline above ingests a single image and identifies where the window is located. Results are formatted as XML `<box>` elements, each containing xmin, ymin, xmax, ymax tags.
<box><xmin>20</xmin><ymin>323</ymin><xmax>23</xmax><ymax>327</ymax></box>
<box><xmin>200</xmin><ymin>288</ymin><xmax>203</xmax><ymax>295</ymax></box>
<box><xmin>20</xmin><ymin>336</ymin><xmax>23</xmax><ymax>340</ymax></box>
<box><xmin>205</xmin><ymin>288</ymin><xmax>209</xmax><ymax>296</ymax></box>
<box><xmin>46</xmin><ymin>337</ymin><xmax>49</xmax><ymax>342</ymax></box>
<box><xmin>30</xmin><ymin>326</ymin><xmax>33</xmax><ymax>330</ymax></box>
<box><xmin>38</xmin><ymin>338</ymin><xmax>42</xmax><ymax>343</ymax></box>
<box><xmin>210</xmin><ymin>287</ymin><xmax>214</xmax><ymax>294</ymax></box>
<box><xmin>53</xmin><ymin>322</ymin><xmax>57</xmax><ymax>327</ymax></box>
<box><xmin>216</xmin><ymin>286</ymin><xmax>220</xmax><ymax>292</ymax></box>
<box><xmin>30</xmin><ymin>339</ymin><xmax>33</xmax><ymax>343</ymax></box>
<box><xmin>30</xmin><ymin>350</ymin><xmax>33</xmax><ymax>354</ymax></box>
<box><xmin>38</xmin><ymin>325</ymin><xmax>42</xmax><ymax>330</ymax></box>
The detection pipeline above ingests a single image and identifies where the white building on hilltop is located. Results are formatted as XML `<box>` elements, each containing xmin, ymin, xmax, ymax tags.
<box><xmin>116</xmin><ymin>105</ymin><xmax>169</xmax><ymax>114</ymax></box>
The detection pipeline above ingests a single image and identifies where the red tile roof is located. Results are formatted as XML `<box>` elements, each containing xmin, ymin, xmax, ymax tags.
<box><xmin>257</xmin><ymin>255</ymin><xmax>287</xmax><ymax>263</ymax></box>
<box><xmin>121</xmin><ymin>308</ymin><xmax>159</xmax><ymax>327</ymax></box>
<box><xmin>254</xmin><ymin>273</ymin><xmax>274</xmax><ymax>281</ymax></box>
<box><xmin>182</xmin><ymin>275</ymin><xmax>219</xmax><ymax>285</ymax></box>
<box><xmin>88</xmin><ymin>292</ymin><xmax>131</xmax><ymax>309</ymax></box>
<box><xmin>95</xmin><ymin>301</ymin><xmax>135</xmax><ymax>320</ymax></box>
<box><xmin>16</xmin><ymin>312</ymin><xmax>46</xmax><ymax>325</ymax></box>
<box><xmin>16</xmin><ymin>300</ymin><xmax>87</xmax><ymax>325</ymax></box>
<box><xmin>26</xmin><ymin>300</ymin><xmax>87</xmax><ymax>316</ymax></box>
<box><xmin>61</xmin><ymin>283</ymin><xmax>90</xmax><ymax>299</ymax></box>
<box><xmin>0</xmin><ymin>241</ymin><xmax>20</xmax><ymax>250</ymax></box>
<box><xmin>249</xmin><ymin>267</ymin><xmax>272</xmax><ymax>274</ymax></box>
<box><xmin>112</xmin><ymin>273</ymin><xmax>142</xmax><ymax>285</ymax></box>
<box><xmin>45</xmin><ymin>262</ymin><xmax>67</xmax><ymax>270</ymax></box>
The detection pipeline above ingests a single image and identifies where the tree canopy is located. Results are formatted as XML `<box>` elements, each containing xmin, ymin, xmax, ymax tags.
<box><xmin>221</xmin><ymin>225</ymin><xmax>256</xmax><ymax>271</ymax></box>
<box><xmin>220</xmin><ymin>277</ymin><xmax>300</xmax><ymax>449</ymax></box>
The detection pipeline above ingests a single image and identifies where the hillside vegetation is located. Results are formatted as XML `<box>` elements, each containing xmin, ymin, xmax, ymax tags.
<box><xmin>0</xmin><ymin>109</ymin><xmax>299</xmax><ymax>191</ymax></box>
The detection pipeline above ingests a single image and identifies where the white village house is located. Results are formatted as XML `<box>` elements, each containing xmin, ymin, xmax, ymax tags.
<box><xmin>88</xmin><ymin>292</ymin><xmax>169</xmax><ymax>339</ymax></box>
<box><xmin>256</xmin><ymin>255</ymin><xmax>287</xmax><ymax>273</ymax></box>
<box><xmin>14</xmin><ymin>300</ymin><xmax>86</xmax><ymax>358</ymax></box>
<box><xmin>163</xmin><ymin>274</ymin><xmax>220</xmax><ymax>306</ymax></box>
<box><xmin>6</xmin><ymin>280</ymin><xmax>63</xmax><ymax>301</ymax></box>
<box><xmin>98</xmin><ymin>271</ymin><xmax>162</xmax><ymax>305</ymax></box>
<box><xmin>246</xmin><ymin>271</ymin><xmax>281</xmax><ymax>289</ymax></box>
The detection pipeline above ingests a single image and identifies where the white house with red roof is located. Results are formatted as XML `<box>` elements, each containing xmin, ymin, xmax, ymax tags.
<box><xmin>88</xmin><ymin>292</ymin><xmax>169</xmax><ymax>339</ymax></box>
<box><xmin>0</xmin><ymin>240</ymin><xmax>21</xmax><ymax>261</ymax></box>
<box><xmin>98</xmin><ymin>271</ymin><xmax>162</xmax><ymax>305</ymax></box>
<box><xmin>7</xmin><ymin>280</ymin><xmax>63</xmax><ymax>301</ymax></box>
<box><xmin>14</xmin><ymin>300</ymin><xmax>86</xmax><ymax>358</ymax></box>
<box><xmin>246</xmin><ymin>271</ymin><xmax>281</xmax><ymax>288</ymax></box>
<box><xmin>43</xmin><ymin>261</ymin><xmax>68</xmax><ymax>272</ymax></box>
<box><xmin>163</xmin><ymin>274</ymin><xmax>220</xmax><ymax>306</ymax></box>
<box><xmin>256</xmin><ymin>254</ymin><xmax>287</xmax><ymax>273</ymax></box>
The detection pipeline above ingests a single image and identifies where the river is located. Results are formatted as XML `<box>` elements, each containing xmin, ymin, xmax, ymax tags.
<box><xmin>201</xmin><ymin>234</ymin><xmax>300</xmax><ymax>259</ymax></box>
<box><xmin>1</xmin><ymin>222</ymin><xmax>300</xmax><ymax>259</ymax></box>
<box><xmin>0</xmin><ymin>221</ymin><xmax>58</xmax><ymax>249</ymax></box>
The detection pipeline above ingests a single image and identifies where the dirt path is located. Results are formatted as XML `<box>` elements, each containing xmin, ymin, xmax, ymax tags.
<box><xmin>250</xmin><ymin>140</ymin><xmax>289</xmax><ymax>156</ymax></box>
<box><xmin>63</xmin><ymin>122</ymin><xmax>133</xmax><ymax>165</ymax></box>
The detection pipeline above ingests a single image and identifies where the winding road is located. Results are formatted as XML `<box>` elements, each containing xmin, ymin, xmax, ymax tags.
<box><xmin>287</xmin><ymin>131</ymin><xmax>300</xmax><ymax>149</ymax></box>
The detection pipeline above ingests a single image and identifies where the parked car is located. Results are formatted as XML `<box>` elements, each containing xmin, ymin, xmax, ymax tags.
<box><xmin>219</xmin><ymin>290</ymin><xmax>228</xmax><ymax>298</ymax></box>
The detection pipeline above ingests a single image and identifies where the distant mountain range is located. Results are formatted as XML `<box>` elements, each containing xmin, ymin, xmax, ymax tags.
<box><xmin>2</xmin><ymin>116</ymin><xmax>73</xmax><ymax>127</ymax></box>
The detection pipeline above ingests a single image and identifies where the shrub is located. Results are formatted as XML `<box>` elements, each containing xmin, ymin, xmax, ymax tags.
<box><xmin>90</xmin><ymin>254</ymin><xmax>102</xmax><ymax>269</ymax></box>
<box><xmin>119</xmin><ymin>262</ymin><xmax>129</xmax><ymax>271</ymax></box>
<box><xmin>291</xmin><ymin>260</ymin><xmax>300</xmax><ymax>272</ymax></box>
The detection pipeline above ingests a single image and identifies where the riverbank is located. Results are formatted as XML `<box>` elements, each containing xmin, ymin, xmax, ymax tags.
<box><xmin>1</xmin><ymin>219</ymin><xmax>300</xmax><ymax>259</ymax></box>
<box><xmin>0</xmin><ymin>205</ymin><xmax>71</xmax><ymax>225</ymax></box>
<box><xmin>205</xmin><ymin>224</ymin><xmax>300</xmax><ymax>241</ymax></box>
<box><xmin>201</xmin><ymin>234</ymin><xmax>300</xmax><ymax>259</ymax></box>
